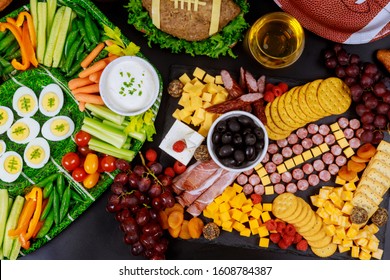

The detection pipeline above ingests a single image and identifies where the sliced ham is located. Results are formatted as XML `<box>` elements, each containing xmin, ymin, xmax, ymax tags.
<box><xmin>181</xmin><ymin>160</ymin><xmax>220</xmax><ymax>191</ymax></box>
<box><xmin>171</xmin><ymin>161</ymin><xmax>201</xmax><ymax>194</ymax></box>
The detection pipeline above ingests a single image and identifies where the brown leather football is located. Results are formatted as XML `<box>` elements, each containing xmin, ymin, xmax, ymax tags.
<box><xmin>142</xmin><ymin>0</ymin><xmax>241</xmax><ymax>41</ymax></box>
<box><xmin>0</xmin><ymin>0</ymin><xmax>13</xmax><ymax>11</ymax></box>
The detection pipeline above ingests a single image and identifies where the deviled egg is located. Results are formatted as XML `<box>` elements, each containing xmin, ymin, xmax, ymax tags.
<box><xmin>41</xmin><ymin>116</ymin><xmax>74</xmax><ymax>141</ymax></box>
<box><xmin>0</xmin><ymin>151</ymin><xmax>23</xmax><ymax>183</ymax></box>
<box><xmin>0</xmin><ymin>140</ymin><xmax>5</xmax><ymax>157</ymax></box>
<box><xmin>12</xmin><ymin>86</ymin><xmax>38</xmax><ymax>117</ymax></box>
<box><xmin>7</xmin><ymin>117</ymin><xmax>40</xmax><ymax>144</ymax></box>
<box><xmin>0</xmin><ymin>106</ymin><xmax>14</xmax><ymax>134</ymax></box>
<box><xmin>23</xmin><ymin>137</ymin><xmax>50</xmax><ymax>169</ymax></box>
<box><xmin>39</xmin><ymin>83</ymin><xmax>64</xmax><ymax>117</ymax></box>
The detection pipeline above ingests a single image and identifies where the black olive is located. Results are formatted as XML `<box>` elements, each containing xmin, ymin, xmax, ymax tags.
<box><xmin>218</xmin><ymin>144</ymin><xmax>235</xmax><ymax>158</ymax></box>
<box><xmin>245</xmin><ymin>146</ymin><xmax>256</xmax><ymax>161</ymax></box>
<box><xmin>254</xmin><ymin>141</ymin><xmax>264</xmax><ymax>152</ymax></box>
<box><xmin>227</xmin><ymin>119</ymin><xmax>241</xmax><ymax>132</ymax></box>
<box><xmin>253</xmin><ymin>127</ymin><xmax>264</xmax><ymax>140</ymax></box>
<box><xmin>212</xmin><ymin>131</ymin><xmax>222</xmax><ymax>145</ymax></box>
<box><xmin>221</xmin><ymin>157</ymin><xmax>237</xmax><ymax>167</ymax></box>
<box><xmin>232</xmin><ymin>133</ymin><xmax>243</xmax><ymax>146</ymax></box>
<box><xmin>233</xmin><ymin>150</ymin><xmax>245</xmax><ymax>165</ymax></box>
<box><xmin>221</xmin><ymin>131</ymin><xmax>233</xmax><ymax>144</ymax></box>
<box><xmin>242</xmin><ymin>127</ymin><xmax>252</xmax><ymax>135</ymax></box>
<box><xmin>238</xmin><ymin>115</ymin><xmax>255</xmax><ymax>127</ymax></box>
<box><xmin>216</xmin><ymin>120</ymin><xmax>227</xmax><ymax>133</ymax></box>
<box><xmin>245</xmin><ymin>133</ymin><xmax>257</xmax><ymax>146</ymax></box>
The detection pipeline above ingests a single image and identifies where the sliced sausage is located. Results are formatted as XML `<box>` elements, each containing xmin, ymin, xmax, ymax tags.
<box><xmin>296</xmin><ymin>127</ymin><xmax>308</xmax><ymax>139</ymax></box>
<box><xmin>312</xmin><ymin>134</ymin><xmax>324</xmax><ymax>145</ymax></box>
<box><xmin>287</xmin><ymin>133</ymin><xmax>299</xmax><ymax>145</ymax></box>
<box><xmin>308</xmin><ymin>174</ymin><xmax>320</xmax><ymax>186</ymax></box>
<box><xmin>343</xmin><ymin>128</ymin><xmax>354</xmax><ymax>139</ymax></box>
<box><xmin>349</xmin><ymin>118</ymin><xmax>361</xmax><ymax>130</ymax></box>
<box><xmin>286</xmin><ymin>183</ymin><xmax>298</xmax><ymax>193</ymax></box>
<box><xmin>319</xmin><ymin>170</ymin><xmax>331</xmax><ymax>182</ymax></box>
<box><xmin>281</xmin><ymin>171</ymin><xmax>292</xmax><ymax>183</ymax></box>
<box><xmin>324</xmin><ymin>134</ymin><xmax>336</xmax><ymax>145</ymax></box>
<box><xmin>265</xmin><ymin>162</ymin><xmax>277</xmax><ymax>173</ymax></box>
<box><xmin>257</xmin><ymin>75</ymin><xmax>266</xmax><ymax>94</ymax></box>
<box><xmin>302</xmin><ymin>163</ymin><xmax>314</xmax><ymax>175</ymax></box>
<box><xmin>274</xmin><ymin>183</ymin><xmax>285</xmax><ymax>194</ymax></box>
<box><xmin>349</xmin><ymin>137</ymin><xmax>361</xmax><ymax>149</ymax></box>
<box><xmin>272</xmin><ymin>153</ymin><xmax>284</xmax><ymax>165</ymax></box>
<box><xmin>261</xmin><ymin>152</ymin><xmax>270</xmax><ymax>164</ymax></box>
<box><xmin>292</xmin><ymin>144</ymin><xmax>303</xmax><ymax>155</ymax></box>
<box><xmin>307</xmin><ymin>123</ymin><xmax>319</xmax><ymax>134</ymax></box>
<box><xmin>338</xmin><ymin>117</ymin><xmax>349</xmax><ymax>129</ymax></box>
<box><xmin>335</xmin><ymin>155</ymin><xmax>347</xmax><ymax>167</ymax></box>
<box><xmin>355</xmin><ymin>128</ymin><xmax>364</xmax><ymax>139</ymax></box>
<box><xmin>322</xmin><ymin>152</ymin><xmax>334</xmax><ymax>165</ymax></box>
<box><xmin>243</xmin><ymin>183</ymin><xmax>254</xmax><ymax>195</ymax></box>
<box><xmin>328</xmin><ymin>163</ymin><xmax>340</xmax><ymax>175</ymax></box>
<box><xmin>313</xmin><ymin>159</ymin><xmax>325</xmax><ymax>171</ymax></box>
<box><xmin>206</xmin><ymin>93</ymin><xmax>262</xmax><ymax>113</ymax></box>
<box><xmin>221</xmin><ymin>69</ymin><xmax>245</xmax><ymax>98</ymax></box>
<box><xmin>267</xmin><ymin>143</ymin><xmax>279</xmax><ymax>154</ymax></box>
<box><xmin>249</xmin><ymin>174</ymin><xmax>261</xmax><ymax>186</ymax></box>
<box><xmin>297</xmin><ymin>179</ymin><xmax>309</xmax><ymax>191</ymax></box>
<box><xmin>292</xmin><ymin>168</ymin><xmax>305</xmax><ymax>180</ymax></box>
<box><xmin>301</xmin><ymin>138</ymin><xmax>313</xmax><ymax>150</ymax></box>
<box><xmin>270</xmin><ymin>172</ymin><xmax>281</xmax><ymax>184</ymax></box>
<box><xmin>276</xmin><ymin>138</ymin><xmax>288</xmax><ymax>148</ymax></box>
<box><xmin>243</xmin><ymin>169</ymin><xmax>254</xmax><ymax>176</ymax></box>
<box><xmin>331</xmin><ymin>144</ymin><xmax>342</xmax><ymax>156</ymax></box>
<box><xmin>254</xmin><ymin>184</ymin><xmax>265</xmax><ymax>195</ymax></box>
<box><xmin>281</xmin><ymin>146</ymin><xmax>293</xmax><ymax>158</ymax></box>
<box><xmin>236</xmin><ymin>174</ymin><xmax>248</xmax><ymax>185</ymax></box>
<box><xmin>245</xmin><ymin>70</ymin><xmax>258</xmax><ymax>93</ymax></box>
<box><xmin>319</xmin><ymin>124</ymin><xmax>330</xmax><ymax>136</ymax></box>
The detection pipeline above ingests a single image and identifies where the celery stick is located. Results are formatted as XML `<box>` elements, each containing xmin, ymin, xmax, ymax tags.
<box><xmin>81</xmin><ymin>123</ymin><xmax>126</xmax><ymax>149</ymax></box>
<box><xmin>52</xmin><ymin>6</ymin><xmax>72</xmax><ymax>67</ymax></box>
<box><xmin>83</xmin><ymin>117</ymin><xmax>127</xmax><ymax>140</ymax></box>
<box><xmin>0</xmin><ymin>189</ymin><xmax>9</xmax><ymax>247</ymax></box>
<box><xmin>36</xmin><ymin>2</ymin><xmax>47</xmax><ymax>64</ymax></box>
<box><xmin>102</xmin><ymin>119</ymin><xmax>126</xmax><ymax>131</ymax></box>
<box><xmin>43</xmin><ymin>6</ymin><xmax>64</xmax><ymax>67</ymax></box>
<box><xmin>128</xmin><ymin>131</ymin><xmax>146</xmax><ymax>143</ymax></box>
<box><xmin>89</xmin><ymin>143</ymin><xmax>135</xmax><ymax>162</ymax></box>
<box><xmin>46</xmin><ymin>0</ymin><xmax>57</xmax><ymax>35</ymax></box>
<box><xmin>30</xmin><ymin>0</ymin><xmax>38</xmax><ymax>35</ymax></box>
<box><xmin>85</xmin><ymin>103</ymin><xmax>125</xmax><ymax>125</ymax></box>
<box><xmin>2</xmin><ymin>196</ymin><xmax>24</xmax><ymax>259</ymax></box>
<box><xmin>9</xmin><ymin>239</ymin><xmax>21</xmax><ymax>260</ymax></box>
<box><xmin>0</xmin><ymin>246</ymin><xmax>3</xmax><ymax>260</ymax></box>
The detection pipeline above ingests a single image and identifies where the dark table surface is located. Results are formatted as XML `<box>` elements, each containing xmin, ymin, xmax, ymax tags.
<box><xmin>1</xmin><ymin>0</ymin><xmax>390</xmax><ymax>260</ymax></box>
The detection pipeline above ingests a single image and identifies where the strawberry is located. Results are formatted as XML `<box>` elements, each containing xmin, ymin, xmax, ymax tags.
<box><xmin>296</xmin><ymin>239</ymin><xmax>308</xmax><ymax>251</ymax></box>
<box><xmin>250</xmin><ymin>193</ymin><xmax>262</xmax><ymax>204</ymax></box>
<box><xmin>145</xmin><ymin>148</ymin><xmax>157</xmax><ymax>162</ymax></box>
<box><xmin>164</xmin><ymin>167</ymin><xmax>175</xmax><ymax>178</ymax></box>
<box><xmin>264</xmin><ymin>91</ymin><xmax>275</xmax><ymax>102</ymax></box>
<box><xmin>173</xmin><ymin>160</ymin><xmax>187</xmax><ymax>174</ymax></box>
<box><xmin>172</xmin><ymin>140</ymin><xmax>186</xmax><ymax>153</ymax></box>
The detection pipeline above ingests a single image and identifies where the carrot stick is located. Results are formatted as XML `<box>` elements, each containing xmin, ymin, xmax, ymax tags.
<box><xmin>89</xmin><ymin>70</ymin><xmax>103</xmax><ymax>83</ymax></box>
<box><xmin>78</xmin><ymin>101</ymin><xmax>86</xmax><ymax>112</ymax></box>
<box><xmin>81</xmin><ymin>42</ymin><xmax>105</xmax><ymax>69</ymax></box>
<box><xmin>74</xmin><ymin>93</ymin><xmax>104</xmax><ymax>105</ymax></box>
<box><xmin>68</xmin><ymin>77</ymin><xmax>94</xmax><ymax>90</ymax></box>
<box><xmin>71</xmin><ymin>83</ymin><xmax>100</xmax><ymax>95</ymax></box>
<box><xmin>78</xmin><ymin>60</ymin><xmax>107</xmax><ymax>78</ymax></box>
<box><xmin>105</xmin><ymin>39</ymin><xmax>114</xmax><ymax>46</ymax></box>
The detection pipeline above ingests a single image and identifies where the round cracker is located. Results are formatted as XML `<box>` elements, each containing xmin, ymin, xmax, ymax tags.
<box><xmin>304</xmin><ymin>226</ymin><xmax>327</xmax><ymax>242</ymax></box>
<box><xmin>317</xmin><ymin>77</ymin><xmax>351</xmax><ymax>115</ymax></box>
<box><xmin>297</xmin><ymin>83</ymin><xmax>322</xmax><ymax>120</ymax></box>
<box><xmin>305</xmin><ymin>79</ymin><xmax>329</xmax><ymax>118</ymax></box>
<box><xmin>265</xmin><ymin>126</ymin><xmax>291</xmax><ymax>141</ymax></box>
<box><xmin>283</xmin><ymin>197</ymin><xmax>305</xmax><ymax>223</ymax></box>
<box><xmin>308</xmin><ymin>234</ymin><xmax>332</xmax><ymax>248</ymax></box>
<box><xmin>265</xmin><ymin>103</ymin><xmax>290</xmax><ymax>137</ymax></box>
<box><xmin>294</xmin><ymin>208</ymin><xmax>316</xmax><ymax>228</ymax></box>
<box><xmin>270</xmin><ymin>96</ymin><xmax>296</xmax><ymax>131</ymax></box>
<box><xmin>290</xmin><ymin>86</ymin><xmax>311</xmax><ymax>122</ymax></box>
<box><xmin>300</xmin><ymin>216</ymin><xmax>323</xmax><ymax>237</ymax></box>
<box><xmin>296</xmin><ymin>210</ymin><xmax>317</xmax><ymax>233</ymax></box>
<box><xmin>311</xmin><ymin>242</ymin><xmax>337</xmax><ymax>258</ymax></box>
<box><xmin>272</xmin><ymin>193</ymin><xmax>298</xmax><ymax>219</ymax></box>
<box><xmin>284</xmin><ymin>88</ymin><xmax>307</xmax><ymax>124</ymax></box>
<box><xmin>286</xmin><ymin>202</ymin><xmax>310</xmax><ymax>224</ymax></box>
<box><xmin>276</xmin><ymin>93</ymin><xmax>302</xmax><ymax>129</ymax></box>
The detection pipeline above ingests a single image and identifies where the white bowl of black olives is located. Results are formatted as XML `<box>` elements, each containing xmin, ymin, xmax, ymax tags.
<box><xmin>207</xmin><ymin>111</ymin><xmax>268</xmax><ymax>172</ymax></box>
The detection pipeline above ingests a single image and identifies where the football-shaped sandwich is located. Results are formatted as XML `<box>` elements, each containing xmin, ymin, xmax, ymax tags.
<box><xmin>142</xmin><ymin>0</ymin><xmax>241</xmax><ymax>41</ymax></box>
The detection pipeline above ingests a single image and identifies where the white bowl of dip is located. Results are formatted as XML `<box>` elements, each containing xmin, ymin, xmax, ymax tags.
<box><xmin>99</xmin><ymin>56</ymin><xmax>160</xmax><ymax>116</ymax></box>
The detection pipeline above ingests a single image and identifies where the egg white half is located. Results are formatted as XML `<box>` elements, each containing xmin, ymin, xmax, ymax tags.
<box><xmin>23</xmin><ymin>137</ymin><xmax>50</xmax><ymax>169</ymax></box>
<box><xmin>0</xmin><ymin>106</ymin><xmax>14</xmax><ymax>135</ymax></box>
<box><xmin>41</xmin><ymin>116</ymin><xmax>75</xmax><ymax>141</ymax></box>
<box><xmin>0</xmin><ymin>151</ymin><xmax>23</xmax><ymax>183</ymax></box>
<box><xmin>39</xmin><ymin>83</ymin><xmax>64</xmax><ymax>117</ymax></box>
<box><xmin>12</xmin><ymin>86</ymin><xmax>38</xmax><ymax>117</ymax></box>
<box><xmin>7</xmin><ymin>117</ymin><xmax>40</xmax><ymax>144</ymax></box>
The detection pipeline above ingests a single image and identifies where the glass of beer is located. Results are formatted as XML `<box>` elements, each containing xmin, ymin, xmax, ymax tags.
<box><xmin>244</xmin><ymin>12</ymin><xmax>305</xmax><ymax>69</ymax></box>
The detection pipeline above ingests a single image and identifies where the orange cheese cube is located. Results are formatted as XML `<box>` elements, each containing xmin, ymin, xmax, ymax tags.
<box><xmin>259</xmin><ymin>237</ymin><xmax>270</xmax><ymax>248</ymax></box>
<box><xmin>240</xmin><ymin>228</ymin><xmax>251</xmax><ymax>237</ymax></box>
<box><xmin>257</xmin><ymin>225</ymin><xmax>269</xmax><ymax>237</ymax></box>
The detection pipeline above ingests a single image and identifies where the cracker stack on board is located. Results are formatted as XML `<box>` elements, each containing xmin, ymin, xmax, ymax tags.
<box><xmin>265</xmin><ymin>77</ymin><xmax>351</xmax><ymax>140</ymax></box>
<box><xmin>352</xmin><ymin>140</ymin><xmax>390</xmax><ymax>221</ymax></box>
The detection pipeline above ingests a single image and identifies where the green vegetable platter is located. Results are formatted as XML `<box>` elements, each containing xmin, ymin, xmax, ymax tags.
<box><xmin>0</xmin><ymin>0</ymin><xmax>162</xmax><ymax>259</ymax></box>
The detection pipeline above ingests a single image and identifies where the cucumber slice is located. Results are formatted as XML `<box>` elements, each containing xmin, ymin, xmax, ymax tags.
<box><xmin>2</xmin><ymin>196</ymin><xmax>24</xmax><ymax>259</ymax></box>
<box><xmin>46</xmin><ymin>0</ymin><xmax>57</xmax><ymax>35</ymax></box>
<box><xmin>36</xmin><ymin>2</ymin><xmax>48</xmax><ymax>64</ymax></box>
<box><xmin>0</xmin><ymin>189</ymin><xmax>9</xmax><ymax>247</ymax></box>
<box><xmin>52</xmin><ymin>7</ymin><xmax>73</xmax><ymax>68</ymax></box>
<box><xmin>30</xmin><ymin>0</ymin><xmax>38</xmax><ymax>35</ymax></box>
<box><xmin>43</xmin><ymin>6</ymin><xmax>65</xmax><ymax>67</ymax></box>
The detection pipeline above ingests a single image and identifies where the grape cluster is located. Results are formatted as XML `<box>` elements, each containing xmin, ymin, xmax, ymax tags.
<box><xmin>324</xmin><ymin>44</ymin><xmax>390</xmax><ymax>144</ymax></box>
<box><xmin>106</xmin><ymin>157</ymin><xmax>176</xmax><ymax>260</ymax></box>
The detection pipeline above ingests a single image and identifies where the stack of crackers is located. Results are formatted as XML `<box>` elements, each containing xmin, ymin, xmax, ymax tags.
<box><xmin>265</xmin><ymin>77</ymin><xmax>351</xmax><ymax>140</ymax></box>
<box><xmin>272</xmin><ymin>193</ymin><xmax>337</xmax><ymax>258</ymax></box>
<box><xmin>352</xmin><ymin>141</ymin><xmax>390</xmax><ymax>220</ymax></box>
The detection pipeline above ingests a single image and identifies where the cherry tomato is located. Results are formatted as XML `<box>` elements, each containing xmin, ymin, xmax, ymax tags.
<box><xmin>83</xmin><ymin>172</ymin><xmax>100</xmax><ymax>189</ymax></box>
<box><xmin>74</xmin><ymin>130</ymin><xmax>91</xmax><ymax>147</ymax></box>
<box><xmin>100</xmin><ymin>155</ymin><xmax>117</xmax><ymax>172</ymax></box>
<box><xmin>61</xmin><ymin>152</ymin><xmax>81</xmax><ymax>171</ymax></box>
<box><xmin>84</xmin><ymin>153</ymin><xmax>99</xmax><ymax>174</ymax></box>
<box><xmin>72</xmin><ymin>167</ymin><xmax>88</xmax><ymax>182</ymax></box>
<box><xmin>78</xmin><ymin>145</ymin><xmax>92</xmax><ymax>157</ymax></box>
<box><xmin>173</xmin><ymin>160</ymin><xmax>186</xmax><ymax>174</ymax></box>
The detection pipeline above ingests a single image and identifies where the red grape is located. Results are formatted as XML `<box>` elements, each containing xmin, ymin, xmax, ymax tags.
<box><xmin>373</xmin><ymin>114</ymin><xmax>388</xmax><ymax>129</ymax></box>
<box><xmin>355</xmin><ymin>103</ymin><xmax>370</xmax><ymax>116</ymax></box>
<box><xmin>372</xmin><ymin>130</ymin><xmax>384</xmax><ymax>145</ymax></box>
<box><xmin>115</xmin><ymin>159</ymin><xmax>130</xmax><ymax>171</ymax></box>
<box><xmin>360</xmin><ymin>129</ymin><xmax>374</xmax><ymax>143</ymax></box>
<box><xmin>363</xmin><ymin>63</ymin><xmax>379</xmax><ymax>77</ymax></box>
<box><xmin>373</xmin><ymin>82</ymin><xmax>387</xmax><ymax>97</ymax></box>
<box><xmin>361</xmin><ymin>111</ymin><xmax>375</xmax><ymax>124</ymax></box>
<box><xmin>365</xmin><ymin>96</ymin><xmax>378</xmax><ymax>110</ymax></box>
<box><xmin>349</xmin><ymin>53</ymin><xmax>360</xmax><ymax>64</ymax></box>
<box><xmin>345</xmin><ymin>63</ymin><xmax>360</xmax><ymax>78</ymax></box>
<box><xmin>350</xmin><ymin>84</ymin><xmax>363</xmax><ymax>102</ymax></box>
<box><xmin>360</xmin><ymin>74</ymin><xmax>374</xmax><ymax>89</ymax></box>
<box><xmin>325</xmin><ymin>57</ymin><xmax>338</xmax><ymax>69</ymax></box>
<box><xmin>383</xmin><ymin>92</ymin><xmax>390</xmax><ymax>104</ymax></box>
<box><xmin>376</xmin><ymin>102</ymin><xmax>390</xmax><ymax>115</ymax></box>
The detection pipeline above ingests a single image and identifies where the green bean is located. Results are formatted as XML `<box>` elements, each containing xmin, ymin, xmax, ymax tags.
<box><xmin>57</xmin><ymin>173</ymin><xmax>65</xmax><ymax>199</ymax></box>
<box><xmin>59</xmin><ymin>185</ymin><xmax>71</xmax><ymax>222</ymax></box>
<box><xmin>36</xmin><ymin>211</ymin><xmax>54</xmax><ymax>239</ymax></box>
<box><xmin>76</xmin><ymin>19</ymin><xmax>91</xmax><ymax>48</ymax></box>
<box><xmin>43</xmin><ymin>181</ymin><xmax>54</xmax><ymax>199</ymax></box>
<box><xmin>36</xmin><ymin>173</ymin><xmax>59</xmax><ymax>188</ymax></box>
<box><xmin>64</xmin><ymin>29</ymin><xmax>79</xmax><ymax>57</ymax></box>
<box><xmin>40</xmin><ymin>191</ymin><xmax>54</xmax><ymax>221</ymax></box>
<box><xmin>84</xmin><ymin>12</ymin><xmax>99</xmax><ymax>45</ymax></box>
<box><xmin>52</xmin><ymin>188</ymin><xmax>60</xmax><ymax>225</ymax></box>
<box><xmin>64</xmin><ymin>36</ymin><xmax>82</xmax><ymax>72</ymax></box>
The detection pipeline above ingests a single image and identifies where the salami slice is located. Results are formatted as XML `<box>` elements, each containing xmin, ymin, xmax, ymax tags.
<box><xmin>237</xmin><ymin>174</ymin><xmax>248</xmax><ymax>185</ymax></box>
<box><xmin>335</xmin><ymin>155</ymin><xmax>347</xmax><ymax>167</ymax></box>
<box><xmin>243</xmin><ymin>168</ymin><xmax>254</xmax><ymax>176</ymax></box>
<box><xmin>307</xmin><ymin>123</ymin><xmax>319</xmax><ymax>134</ymax></box>
<box><xmin>343</xmin><ymin>128</ymin><xmax>354</xmax><ymax>139</ymax></box>
<box><xmin>221</xmin><ymin>69</ymin><xmax>245</xmax><ymax>98</ymax></box>
<box><xmin>274</xmin><ymin>183</ymin><xmax>285</xmax><ymax>194</ymax></box>
<box><xmin>328</xmin><ymin>163</ymin><xmax>339</xmax><ymax>175</ymax></box>
<box><xmin>302</xmin><ymin>163</ymin><xmax>314</xmax><ymax>175</ymax></box>
<box><xmin>331</xmin><ymin>144</ymin><xmax>342</xmax><ymax>156</ymax></box>
<box><xmin>297</xmin><ymin>179</ymin><xmax>309</xmax><ymax>191</ymax></box>
<box><xmin>257</xmin><ymin>75</ymin><xmax>266</xmax><ymax>94</ymax></box>
<box><xmin>324</xmin><ymin>134</ymin><xmax>336</xmax><ymax>145</ymax></box>
<box><xmin>292</xmin><ymin>144</ymin><xmax>303</xmax><ymax>155</ymax></box>
<box><xmin>292</xmin><ymin>168</ymin><xmax>305</xmax><ymax>180</ymax></box>
<box><xmin>267</xmin><ymin>143</ymin><xmax>279</xmax><ymax>154</ymax></box>
<box><xmin>272</xmin><ymin>153</ymin><xmax>284</xmax><ymax>165</ymax></box>
<box><xmin>308</xmin><ymin>174</ymin><xmax>320</xmax><ymax>186</ymax></box>
<box><xmin>312</xmin><ymin>133</ymin><xmax>324</xmax><ymax>145</ymax></box>
<box><xmin>349</xmin><ymin>118</ymin><xmax>361</xmax><ymax>130</ymax></box>
<box><xmin>206</xmin><ymin>93</ymin><xmax>262</xmax><ymax>114</ymax></box>
<box><xmin>322</xmin><ymin>152</ymin><xmax>334</xmax><ymax>165</ymax></box>
<box><xmin>277</xmin><ymin>138</ymin><xmax>288</xmax><ymax>148</ymax></box>
<box><xmin>254</xmin><ymin>184</ymin><xmax>265</xmax><ymax>195</ymax></box>
<box><xmin>249</xmin><ymin>174</ymin><xmax>261</xmax><ymax>186</ymax></box>
<box><xmin>313</xmin><ymin>159</ymin><xmax>325</xmax><ymax>171</ymax></box>
<box><xmin>245</xmin><ymin>71</ymin><xmax>259</xmax><ymax>93</ymax></box>
<box><xmin>282</xmin><ymin>146</ymin><xmax>293</xmax><ymax>158</ymax></box>
<box><xmin>270</xmin><ymin>172</ymin><xmax>281</xmax><ymax>184</ymax></box>
<box><xmin>243</xmin><ymin>183</ymin><xmax>254</xmax><ymax>195</ymax></box>
<box><xmin>286</xmin><ymin>183</ymin><xmax>298</xmax><ymax>193</ymax></box>
<box><xmin>319</xmin><ymin>170</ymin><xmax>331</xmax><ymax>182</ymax></box>
<box><xmin>301</xmin><ymin>138</ymin><xmax>313</xmax><ymax>150</ymax></box>
<box><xmin>338</xmin><ymin>117</ymin><xmax>349</xmax><ymax>129</ymax></box>
<box><xmin>287</xmin><ymin>133</ymin><xmax>299</xmax><ymax>145</ymax></box>
<box><xmin>261</xmin><ymin>152</ymin><xmax>270</xmax><ymax>164</ymax></box>
<box><xmin>318</xmin><ymin>124</ymin><xmax>330</xmax><ymax>136</ymax></box>
<box><xmin>252</xmin><ymin>99</ymin><xmax>267</xmax><ymax>125</ymax></box>
<box><xmin>265</xmin><ymin>162</ymin><xmax>277</xmax><ymax>173</ymax></box>
<box><xmin>349</xmin><ymin>137</ymin><xmax>361</xmax><ymax>149</ymax></box>
<box><xmin>239</xmin><ymin>67</ymin><xmax>246</xmax><ymax>90</ymax></box>
<box><xmin>355</xmin><ymin>128</ymin><xmax>365</xmax><ymax>139</ymax></box>
<box><xmin>281</xmin><ymin>171</ymin><xmax>292</xmax><ymax>183</ymax></box>
<box><xmin>296</xmin><ymin>127</ymin><xmax>308</xmax><ymax>139</ymax></box>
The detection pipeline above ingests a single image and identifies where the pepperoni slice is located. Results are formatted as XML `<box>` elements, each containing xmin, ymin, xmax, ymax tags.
<box><xmin>243</xmin><ymin>183</ymin><xmax>254</xmax><ymax>195</ymax></box>
<box><xmin>338</xmin><ymin>117</ymin><xmax>349</xmax><ymax>129</ymax></box>
<box><xmin>236</xmin><ymin>174</ymin><xmax>248</xmax><ymax>185</ymax></box>
<box><xmin>292</xmin><ymin>168</ymin><xmax>305</xmax><ymax>180</ymax></box>
<box><xmin>274</xmin><ymin>183</ymin><xmax>285</xmax><ymax>194</ymax></box>
<box><xmin>312</xmin><ymin>134</ymin><xmax>324</xmax><ymax>145</ymax></box>
<box><xmin>349</xmin><ymin>118</ymin><xmax>361</xmax><ymax>130</ymax></box>
<box><xmin>272</xmin><ymin>153</ymin><xmax>284</xmax><ymax>165</ymax></box>
<box><xmin>254</xmin><ymin>184</ymin><xmax>265</xmax><ymax>195</ymax></box>
<box><xmin>265</xmin><ymin>162</ymin><xmax>277</xmax><ymax>173</ymax></box>
<box><xmin>276</xmin><ymin>138</ymin><xmax>288</xmax><ymax>148</ymax></box>
<box><xmin>322</xmin><ymin>152</ymin><xmax>334</xmax><ymax>165</ymax></box>
<box><xmin>355</xmin><ymin>128</ymin><xmax>364</xmax><ymax>139</ymax></box>
<box><xmin>308</xmin><ymin>174</ymin><xmax>320</xmax><ymax>186</ymax></box>
<box><xmin>286</xmin><ymin>183</ymin><xmax>298</xmax><ymax>193</ymax></box>
<box><xmin>324</xmin><ymin>134</ymin><xmax>336</xmax><ymax>145</ymax></box>
<box><xmin>343</xmin><ymin>128</ymin><xmax>354</xmax><ymax>139</ymax></box>
<box><xmin>292</xmin><ymin>144</ymin><xmax>303</xmax><ymax>155</ymax></box>
<box><xmin>249</xmin><ymin>174</ymin><xmax>261</xmax><ymax>186</ymax></box>
<box><xmin>270</xmin><ymin>172</ymin><xmax>281</xmax><ymax>184</ymax></box>
<box><xmin>243</xmin><ymin>168</ymin><xmax>254</xmax><ymax>176</ymax></box>
<box><xmin>288</xmin><ymin>133</ymin><xmax>299</xmax><ymax>145</ymax></box>
<box><xmin>261</xmin><ymin>152</ymin><xmax>270</xmax><ymax>164</ymax></box>
<box><xmin>302</xmin><ymin>163</ymin><xmax>314</xmax><ymax>175</ymax></box>
<box><xmin>318</xmin><ymin>124</ymin><xmax>330</xmax><ymax>136</ymax></box>
<box><xmin>349</xmin><ymin>137</ymin><xmax>361</xmax><ymax>149</ymax></box>
<box><xmin>331</xmin><ymin>144</ymin><xmax>342</xmax><ymax>156</ymax></box>
<box><xmin>282</xmin><ymin>146</ymin><xmax>293</xmax><ymax>158</ymax></box>
<box><xmin>328</xmin><ymin>163</ymin><xmax>340</xmax><ymax>175</ymax></box>
<box><xmin>319</xmin><ymin>170</ymin><xmax>331</xmax><ymax>182</ymax></box>
<box><xmin>307</xmin><ymin>123</ymin><xmax>319</xmax><ymax>134</ymax></box>
<box><xmin>296</xmin><ymin>128</ymin><xmax>308</xmax><ymax>139</ymax></box>
<box><xmin>297</xmin><ymin>179</ymin><xmax>309</xmax><ymax>191</ymax></box>
<box><xmin>313</xmin><ymin>159</ymin><xmax>325</xmax><ymax>171</ymax></box>
<box><xmin>301</xmin><ymin>138</ymin><xmax>313</xmax><ymax>150</ymax></box>
<box><xmin>267</xmin><ymin>143</ymin><xmax>279</xmax><ymax>154</ymax></box>
<box><xmin>281</xmin><ymin>171</ymin><xmax>292</xmax><ymax>183</ymax></box>
<box><xmin>335</xmin><ymin>155</ymin><xmax>347</xmax><ymax>167</ymax></box>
